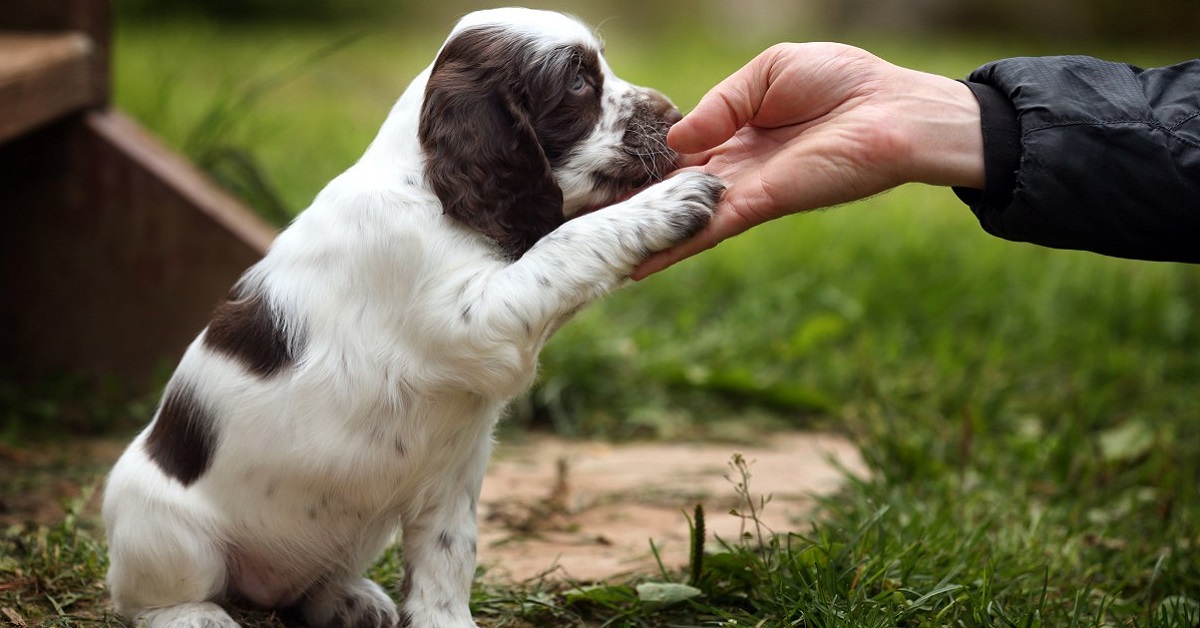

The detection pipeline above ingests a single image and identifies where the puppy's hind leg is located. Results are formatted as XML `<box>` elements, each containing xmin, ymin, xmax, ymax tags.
<box><xmin>105</xmin><ymin>492</ymin><xmax>235</xmax><ymax>627</ymax></box>
<box><xmin>109</xmin><ymin>533</ymin><xmax>237</xmax><ymax>628</ymax></box>
<box><xmin>134</xmin><ymin>603</ymin><xmax>239</xmax><ymax>628</ymax></box>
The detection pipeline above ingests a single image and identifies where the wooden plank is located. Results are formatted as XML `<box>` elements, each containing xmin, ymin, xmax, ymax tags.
<box><xmin>0</xmin><ymin>32</ymin><xmax>95</xmax><ymax>143</ymax></box>
<box><xmin>0</xmin><ymin>0</ymin><xmax>101</xmax><ymax>30</ymax></box>
<box><xmin>0</xmin><ymin>0</ymin><xmax>111</xmax><ymax>107</ymax></box>
<box><xmin>0</xmin><ymin>111</ymin><xmax>276</xmax><ymax>392</ymax></box>
<box><xmin>86</xmin><ymin>111</ymin><xmax>278</xmax><ymax>255</ymax></box>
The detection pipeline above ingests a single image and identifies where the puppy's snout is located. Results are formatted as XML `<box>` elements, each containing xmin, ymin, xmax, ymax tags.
<box><xmin>615</xmin><ymin>89</ymin><xmax>685</xmax><ymax>181</ymax></box>
<box><xmin>627</xmin><ymin>89</ymin><xmax>683</xmax><ymax>137</ymax></box>
<box><xmin>663</xmin><ymin>106</ymin><xmax>683</xmax><ymax>127</ymax></box>
<box><xmin>642</xmin><ymin>89</ymin><xmax>681</xmax><ymax>125</ymax></box>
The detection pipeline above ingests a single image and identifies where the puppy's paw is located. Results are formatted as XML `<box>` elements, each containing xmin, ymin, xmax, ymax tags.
<box><xmin>134</xmin><ymin>602</ymin><xmax>240</xmax><ymax>628</ymax></box>
<box><xmin>300</xmin><ymin>578</ymin><xmax>399</xmax><ymax>628</ymax></box>
<box><xmin>398</xmin><ymin>607</ymin><xmax>478</xmax><ymax>628</ymax></box>
<box><xmin>647</xmin><ymin>171</ymin><xmax>724</xmax><ymax>245</ymax></box>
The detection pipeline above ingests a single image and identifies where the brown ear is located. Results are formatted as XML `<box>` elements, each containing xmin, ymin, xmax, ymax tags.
<box><xmin>418</xmin><ymin>27</ymin><xmax>564</xmax><ymax>260</ymax></box>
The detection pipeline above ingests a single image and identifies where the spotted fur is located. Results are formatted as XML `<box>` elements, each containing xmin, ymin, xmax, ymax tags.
<box><xmin>102</xmin><ymin>9</ymin><xmax>722</xmax><ymax>628</ymax></box>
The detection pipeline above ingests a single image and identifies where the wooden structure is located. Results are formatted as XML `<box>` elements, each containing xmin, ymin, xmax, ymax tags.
<box><xmin>0</xmin><ymin>0</ymin><xmax>277</xmax><ymax>394</ymax></box>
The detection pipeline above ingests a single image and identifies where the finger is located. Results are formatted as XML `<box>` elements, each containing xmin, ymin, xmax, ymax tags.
<box><xmin>673</xmin><ymin>150</ymin><xmax>712</xmax><ymax>169</ymax></box>
<box><xmin>666</xmin><ymin>50</ymin><xmax>776</xmax><ymax>155</ymax></box>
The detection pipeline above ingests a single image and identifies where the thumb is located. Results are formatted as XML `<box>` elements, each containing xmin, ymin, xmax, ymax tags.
<box><xmin>667</xmin><ymin>51</ymin><xmax>772</xmax><ymax>154</ymax></box>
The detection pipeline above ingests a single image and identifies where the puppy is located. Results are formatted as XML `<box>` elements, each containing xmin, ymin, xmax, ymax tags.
<box><xmin>103</xmin><ymin>8</ymin><xmax>722</xmax><ymax>628</ymax></box>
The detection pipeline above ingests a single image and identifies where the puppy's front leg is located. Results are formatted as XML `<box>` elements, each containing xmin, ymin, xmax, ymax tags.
<box><xmin>297</xmin><ymin>577</ymin><xmax>399</xmax><ymax>628</ymax></box>
<box><xmin>474</xmin><ymin>171</ymin><xmax>724</xmax><ymax>338</ymax></box>
<box><xmin>428</xmin><ymin>172</ymin><xmax>721</xmax><ymax>400</ymax></box>
<box><xmin>531</xmin><ymin>171</ymin><xmax>723</xmax><ymax>287</ymax></box>
<box><xmin>398</xmin><ymin>453</ymin><xmax>487</xmax><ymax>628</ymax></box>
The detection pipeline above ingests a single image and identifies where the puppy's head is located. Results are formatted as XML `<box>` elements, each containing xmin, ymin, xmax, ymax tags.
<box><xmin>418</xmin><ymin>8</ymin><xmax>681</xmax><ymax>259</ymax></box>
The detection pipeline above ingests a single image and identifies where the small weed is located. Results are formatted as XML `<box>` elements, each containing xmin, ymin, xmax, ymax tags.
<box><xmin>181</xmin><ymin>32</ymin><xmax>363</xmax><ymax>225</ymax></box>
<box><xmin>0</xmin><ymin>488</ymin><xmax>123</xmax><ymax>627</ymax></box>
<box><xmin>0</xmin><ymin>375</ymin><xmax>156</xmax><ymax>445</ymax></box>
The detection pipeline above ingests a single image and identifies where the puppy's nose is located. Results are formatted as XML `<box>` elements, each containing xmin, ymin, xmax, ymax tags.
<box><xmin>641</xmin><ymin>88</ymin><xmax>682</xmax><ymax>125</ymax></box>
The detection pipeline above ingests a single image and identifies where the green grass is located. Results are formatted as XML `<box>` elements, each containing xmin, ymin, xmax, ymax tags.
<box><xmin>2</xmin><ymin>11</ymin><xmax>1198</xmax><ymax>628</ymax></box>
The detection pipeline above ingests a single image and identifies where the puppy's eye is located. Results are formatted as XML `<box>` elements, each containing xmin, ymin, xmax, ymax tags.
<box><xmin>569</xmin><ymin>74</ymin><xmax>592</xmax><ymax>95</ymax></box>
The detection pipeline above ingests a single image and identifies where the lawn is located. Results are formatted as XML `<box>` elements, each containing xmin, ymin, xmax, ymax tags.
<box><xmin>2</xmin><ymin>8</ymin><xmax>1198</xmax><ymax>627</ymax></box>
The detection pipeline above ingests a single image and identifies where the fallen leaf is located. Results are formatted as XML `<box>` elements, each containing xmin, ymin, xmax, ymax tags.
<box><xmin>635</xmin><ymin>582</ymin><xmax>702</xmax><ymax>607</ymax></box>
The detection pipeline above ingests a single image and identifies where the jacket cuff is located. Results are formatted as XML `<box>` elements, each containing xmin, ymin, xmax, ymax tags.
<box><xmin>952</xmin><ymin>81</ymin><xmax>1021</xmax><ymax>211</ymax></box>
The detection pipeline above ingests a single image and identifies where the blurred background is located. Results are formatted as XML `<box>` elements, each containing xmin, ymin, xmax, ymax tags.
<box><xmin>107</xmin><ymin>0</ymin><xmax>1197</xmax><ymax>222</ymax></box>
<box><xmin>95</xmin><ymin>0</ymin><xmax>1198</xmax><ymax>442</ymax></box>
<box><xmin>117</xmin><ymin>0</ymin><xmax>1199</xmax><ymax>44</ymax></box>
<box><xmin>4</xmin><ymin>5</ymin><xmax>1196</xmax><ymax>622</ymax></box>
<box><xmin>22</xmin><ymin>0</ymin><xmax>1196</xmax><ymax>445</ymax></box>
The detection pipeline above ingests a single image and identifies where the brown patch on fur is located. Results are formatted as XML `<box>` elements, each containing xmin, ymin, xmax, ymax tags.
<box><xmin>203</xmin><ymin>283</ymin><xmax>296</xmax><ymax>377</ymax></box>
<box><xmin>143</xmin><ymin>383</ymin><xmax>216</xmax><ymax>487</ymax></box>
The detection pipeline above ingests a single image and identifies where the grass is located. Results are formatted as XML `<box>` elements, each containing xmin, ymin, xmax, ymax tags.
<box><xmin>3</xmin><ymin>9</ymin><xmax>1199</xmax><ymax>628</ymax></box>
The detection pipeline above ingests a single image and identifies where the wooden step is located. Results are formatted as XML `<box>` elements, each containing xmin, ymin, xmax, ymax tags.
<box><xmin>0</xmin><ymin>31</ymin><xmax>95</xmax><ymax>143</ymax></box>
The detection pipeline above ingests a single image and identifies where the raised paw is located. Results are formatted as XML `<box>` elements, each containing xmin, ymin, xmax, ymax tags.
<box><xmin>299</xmin><ymin>578</ymin><xmax>399</xmax><ymax>628</ymax></box>
<box><xmin>134</xmin><ymin>602</ymin><xmax>240</xmax><ymax>628</ymax></box>
<box><xmin>647</xmin><ymin>171</ymin><xmax>724</xmax><ymax>245</ymax></box>
<box><xmin>663</xmin><ymin>171</ymin><xmax>725</xmax><ymax>210</ymax></box>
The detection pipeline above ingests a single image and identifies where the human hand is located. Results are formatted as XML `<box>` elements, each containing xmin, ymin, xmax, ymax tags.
<box><xmin>633</xmin><ymin>43</ymin><xmax>985</xmax><ymax>278</ymax></box>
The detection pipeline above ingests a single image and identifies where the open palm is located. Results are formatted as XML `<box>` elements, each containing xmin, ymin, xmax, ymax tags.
<box><xmin>635</xmin><ymin>43</ymin><xmax>983</xmax><ymax>278</ymax></box>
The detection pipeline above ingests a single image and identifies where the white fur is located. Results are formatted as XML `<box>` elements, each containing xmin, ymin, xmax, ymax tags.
<box><xmin>103</xmin><ymin>8</ymin><xmax>721</xmax><ymax>628</ymax></box>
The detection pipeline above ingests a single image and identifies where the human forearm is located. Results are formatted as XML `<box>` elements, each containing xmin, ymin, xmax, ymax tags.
<box><xmin>958</xmin><ymin>56</ymin><xmax>1200</xmax><ymax>263</ymax></box>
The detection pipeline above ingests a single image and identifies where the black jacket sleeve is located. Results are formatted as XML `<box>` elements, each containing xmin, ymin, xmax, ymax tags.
<box><xmin>952</xmin><ymin>56</ymin><xmax>1200</xmax><ymax>263</ymax></box>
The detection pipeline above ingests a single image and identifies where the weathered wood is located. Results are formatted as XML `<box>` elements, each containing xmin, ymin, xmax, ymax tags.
<box><xmin>0</xmin><ymin>0</ymin><xmax>110</xmax><ymax>105</ymax></box>
<box><xmin>0</xmin><ymin>33</ymin><xmax>95</xmax><ymax>143</ymax></box>
<box><xmin>0</xmin><ymin>0</ymin><xmax>278</xmax><ymax>395</ymax></box>
<box><xmin>0</xmin><ymin>111</ymin><xmax>276</xmax><ymax>391</ymax></box>
<box><xmin>88</xmin><ymin>111</ymin><xmax>278</xmax><ymax>255</ymax></box>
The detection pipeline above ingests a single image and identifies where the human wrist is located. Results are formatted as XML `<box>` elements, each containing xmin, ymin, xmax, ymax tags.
<box><xmin>894</xmin><ymin>71</ymin><xmax>987</xmax><ymax>190</ymax></box>
<box><xmin>953</xmin><ymin>81</ymin><xmax>1020</xmax><ymax>210</ymax></box>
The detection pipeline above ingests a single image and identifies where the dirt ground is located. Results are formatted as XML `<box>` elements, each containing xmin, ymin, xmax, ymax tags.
<box><xmin>478</xmin><ymin>432</ymin><xmax>865</xmax><ymax>582</ymax></box>
<box><xmin>0</xmin><ymin>431</ymin><xmax>865</xmax><ymax>584</ymax></box>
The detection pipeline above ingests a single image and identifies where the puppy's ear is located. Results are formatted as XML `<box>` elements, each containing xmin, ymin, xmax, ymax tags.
<box><xmin>419</xmin><ymin>27</ymin><xmax>564</xmax><ymax>260</ymax></box>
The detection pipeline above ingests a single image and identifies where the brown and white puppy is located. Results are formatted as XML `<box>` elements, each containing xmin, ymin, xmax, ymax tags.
<box><xmin>103</xmin><ymin>8</ymin><xmax>722</xmax><ymax>628</ymax></box>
